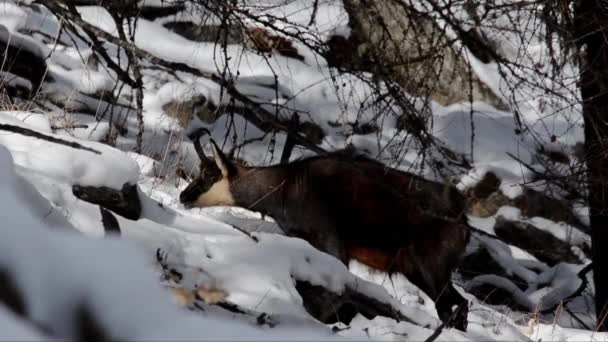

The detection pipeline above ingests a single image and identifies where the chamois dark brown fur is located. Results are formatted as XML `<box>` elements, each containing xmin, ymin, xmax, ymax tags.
<box><xmin>179</xmin><ymin>134</ymin><xmax>471</xmax><ymax>331</ymax></box>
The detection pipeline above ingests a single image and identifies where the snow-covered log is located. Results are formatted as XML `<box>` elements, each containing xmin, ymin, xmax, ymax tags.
<box><xmin>494</xmin><ymin>216</ymin><xmax>583</xmax><ymax>266</ymax></box>
<box><xmin>295</xmin><ymin>281</ymin><xmax>418</xmax><ymax>326</ymax></box>
<box><xmin>72</xmin><ymin>184</ymin><xmax>141</xmax><ymax>220</ymax></box>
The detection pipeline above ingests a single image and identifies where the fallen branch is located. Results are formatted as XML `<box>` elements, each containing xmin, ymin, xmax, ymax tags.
<box><xmin>228</xmin><ymin>223</ymin><xmax>259</xmax><ymax>243</ymax></box>
<box><xmin>494</xmin><ymin>216</ymin><xmax>582</xmax><ymax>266</ymax></box>
<box><xmin>295</xmin><ymin>280</ymin><xmax>417</xmax><ymax>326</ymax></box>
<box><xmin>99</xmin><ymin>206</ymin><xmax>121</xmax><ymax>235</ymax></box>
<box><xmin>540</xmin><ymin>262</ymin><xmax>593</xmax><ymax>314</ymax></box>
<box><xmin>73</xmin><ymin>183</ymin><xmax>141</xmax><ymax>220</ymax></box>
<box><xmin>0</xmin><ymin>123</ymin><xmax>101</xmax><ymax>154</ymax></box>
<box><xmin>171</xmin><ymin>285</ymin><xmax>279</xmax><ymax>328</ymax></box>
<box><xmin>180</xmin><ymin>279</ymin><xmax>418</xmax><ymax>331</ymax></box>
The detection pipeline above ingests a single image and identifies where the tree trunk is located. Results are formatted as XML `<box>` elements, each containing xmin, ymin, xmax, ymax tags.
<box><xmin>339</xmin><ymin>0</ymin><xmax>508</xmax><ymax>110</ymax></box>
<box><xmin>574</xmin><ymin>0</ymin><xmax>608</xmax><ymax>331</ymax></box>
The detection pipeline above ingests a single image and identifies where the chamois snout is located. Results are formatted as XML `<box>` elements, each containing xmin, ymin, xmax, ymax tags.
<box><xmin>179</xmin><ymin>180</ymin><xmax>204</xmax><ymax>207</ymax></box>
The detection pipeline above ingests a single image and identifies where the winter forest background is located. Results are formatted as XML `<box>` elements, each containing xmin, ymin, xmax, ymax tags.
<box><xmin>1</xmin><ymin>0</ymin><xmax>608</xmax><ymax>340</ymax></box>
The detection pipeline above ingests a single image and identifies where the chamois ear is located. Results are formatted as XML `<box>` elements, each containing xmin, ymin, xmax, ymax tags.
<box><xmin>209</xmin><ymin>139</ymin><xmax>234</xmax><ymax>177</ymax></box>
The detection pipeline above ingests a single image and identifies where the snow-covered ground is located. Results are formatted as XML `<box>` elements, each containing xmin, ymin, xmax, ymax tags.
<box><xmin>1</xmin><ymin>110</ymin><xmax>597</xmax><ymax>341</ymax></box>
<box><xmin>0</xmin><ymin>144</ymin><xmax>350</xmax><ymax>341</ymax></box>
<box><xmin>0</xmin><ymin>0</ymin><xmax>605</xmax><ymax>340</ymax></box>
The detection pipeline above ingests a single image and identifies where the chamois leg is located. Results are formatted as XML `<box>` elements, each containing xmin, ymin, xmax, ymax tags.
<box><xmin>403</xmin><ymin>223</ymin><xmax>470</xmax><ymax>331</ymax></box>
<box><xmin>419</xmin><ymin>251</ymin><xmax>468</xmax><ymax>330</ymax></box>
<box><xmin>430</xmin><ymin>222</ymin><xmax>469</xmax><ymax>331</ymax></box>
<box><xmin>435</xmin><ymin>282</ymin><xmax>468</xmax><ymax>331</ymax></box>
<box><xmin>403</xmin><ymin>254</ymin><xmax>468</xmax><ymax>331</ymax></box>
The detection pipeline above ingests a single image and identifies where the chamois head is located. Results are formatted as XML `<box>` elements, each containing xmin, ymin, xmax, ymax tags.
<box><xmin>179</xmin><ymin>132</ymin><xmax>239</xmax><ymax>208</ymax></box>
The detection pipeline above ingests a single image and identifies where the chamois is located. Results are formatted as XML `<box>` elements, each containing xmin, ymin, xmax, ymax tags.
<box><xmin>179</xmin><ymin>133</ymin><xmax>471</xmax><ymax>331</ymax></box>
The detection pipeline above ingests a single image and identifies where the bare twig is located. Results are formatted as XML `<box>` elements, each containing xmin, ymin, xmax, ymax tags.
<box><xmin>506</xmin><ymin>152</ymin><xmax>584</xmax><ymax>200</ymax></box>
<box><xmin>0</xmin><ymin>123</ymin><xmax>101</xmax><ymax>154</ymax></box>
<box><xmin>36</xmin><ymin>0</ymin><xmax>326</xmax><ymax>155</ymax></box>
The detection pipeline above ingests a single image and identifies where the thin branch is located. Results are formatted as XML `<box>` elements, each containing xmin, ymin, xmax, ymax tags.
<box><xmin>37</xmin><ymin>0</ymin><xmax>325</xmax><ymax>155</ymax></box>
<box><xmin>0</xmin><ymin>123</ymin><xmax>101</xmax><ymax>154</ymax></box>
<box><xmin>227</xmin><ymin>223</ymin><xmax>259</xmax><ymax>243</ymax></box>
<box><xmin>506</xmin><ymin>152</ymin><xmax>585</xmax><ymax>200</ymax></box>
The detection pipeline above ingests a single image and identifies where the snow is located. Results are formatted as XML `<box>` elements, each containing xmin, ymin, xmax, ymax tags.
<box><xmin>49</xmin><ymin>64</ymin><xmax>114</xmax><ymax>95</ymax></box>
<box><xmin>0</xmin><ymin>1</ymin><xmax>27</xmax><ymax>32</ymax></box>
<box><xmin>0</xmin><ymin>144</ymin><xmax>349</xmax><ymax>341</ymax></box>
<box><xmin>464</xmin><ymin>208</ymin><xmax>589</xmax><ymax>317</ymax></box>
<box><xmin>527</xmin><ymin>324</ymin><xmax>608</xmax><ymax>342</ymax></box>
<box><xmin>1</xmin><ymin>0</ymin><xmax>607</xmax><ymax>340</ymax></box>
<box><xmin>434</xmin><ymin>104</ymin><xmax>533</xmax><ymax>198</ymax></box>
<box><xmin>0</xmin><ymin>24</ymin><xmax>45</xmax><ymax>61</ymax></box>
<box><xmin>0</xmin><ymin>112</ymin><xmax>139</xmax><ymax>189</ymax></box>
<box><xmin>527</xmin><ymin>217</ymin><xmax>588</xmax><ymax>246</ymax></box>
<box><xmin>0</xmin><ymin>306</ymin><xmax>45</xmax><ymax>341</ymax></box>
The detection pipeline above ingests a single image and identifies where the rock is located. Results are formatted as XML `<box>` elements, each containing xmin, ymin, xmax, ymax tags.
<box><xmin>162</xmin><ymin>95</ymin><xmax>218</xmax><ymax>127</ymax></box>
<box><xmin>463</xmin><ymin>172</ymin><xmax>588</xmax><ymax>231</ymax></box>
<box><xmin>467</xmin><ymin>172</ymin><xmax>501</xmax><ymax>200</ymax></box>
<box><xmin>339</xmin><ymin>0</ymin><xmax>509</xmax><ymax>110</ymax></box>
<box><xmin>469</xmin><ymin>191</ymin><xmax>510</xmax><ymax>217</ymax></box>
<box><xmin>465</xmin><ymin>172</ymin><xmax>509</xmax><ymax>217</ymax></box>
<box><xmin>196</xmin><ymin>287</ymin><xmax>228</xmax><ymax>305</ymax></box>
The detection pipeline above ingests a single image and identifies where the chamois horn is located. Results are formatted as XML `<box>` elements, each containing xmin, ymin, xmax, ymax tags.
<box><xmin>187</xmin><ymin>127</ymin><xmax>212</xmax><ymax>163</ymax></box>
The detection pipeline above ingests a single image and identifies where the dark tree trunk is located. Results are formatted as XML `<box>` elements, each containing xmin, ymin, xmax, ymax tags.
<box><xmin>574</xmin><ymin>0</ymin><xmax>608</xmax><ymax>331</ymax></box>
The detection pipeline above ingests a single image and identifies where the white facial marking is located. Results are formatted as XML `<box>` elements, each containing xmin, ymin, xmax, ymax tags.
<box><xmin>193</xmin><ymin>177</ymin><xmax>235</xmax><ymax>207</ymax></box>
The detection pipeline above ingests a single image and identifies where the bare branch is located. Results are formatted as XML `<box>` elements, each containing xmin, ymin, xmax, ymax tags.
<box><xmin>0</xmin><ymin>123</ymin><xmax>101</xmax><ymax>154</ymax></box>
